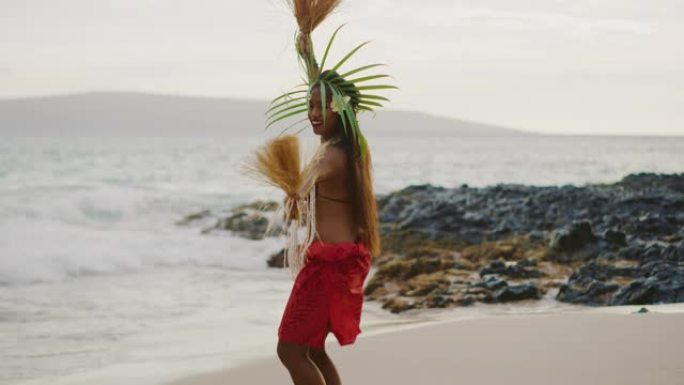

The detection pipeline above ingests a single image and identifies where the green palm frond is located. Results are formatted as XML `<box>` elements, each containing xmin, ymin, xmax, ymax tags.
<box><xmin>277</xmin><ymin>116</ymin><xmax>309</xmax><ymax>135</ymax></box>
<box><xmin>347</xmin><ymin>74</ymin><xmax>392</xmax><ymax>84</ymax></box>
<box><xmin>356</xmin><ymin>105</ymin><xmax>377</xmax><ymax>115</ymax></box>
<box><xmin>358</xmin><ymin>94</ymin><xmax>390</xmax><ymax>102</ymax></box>
<box><xmin>320</xmin><ymin>23</ymin><xmax>346</xmax><ymax>71</ymax></box>
<box><xmin>328</xmin><ymin>79</ymin><xmax>368</xmax><ymax>159</ymax></box>
<box><xmin>356</xmin><ymin>85</ymin><xmax>399</xmax><ymax>91</ymax></box>
<box><xmin>266</xmin><ymin>101</ymin><xmax>307</xmax><ymax>123</ymax></box>
<box><xmin>357</xmin><ymin>130</ymin><xmax>368</xmax><ymax>159</ymax></box>
<box><xmin>343</xmin><ymin>100</ymin><xmax>367</xmax><ymax>160</ymax></box>
<box><xmin>263</xmin><ymin>22</ymin><xmax>397</xmax><ymax>135</ymax></box>
<box><xmin>357</xmin><ymin>99</ymin><xmax>383</xmax><ymax>108</ymax></box>
<box><xmin>269</xmin><ymin>87</ymin><xmax>307</xmax><ymax>106</ymax></box>
<box><xmin>319</xmin><ymin>80</ymin><xmax>327</xmax><ymax>128</ymax></box>
<box><xmin>344</xmin><ymin>103</ymin><xmax>359</xmax><ymax>133</ymax></box>
<box><xmin>294</xmin><ymin>33</ymin><xmax>319</xmax><ymax>84</ymax></box>
<box><xmin>328</xmin><ymin>40</ymin><xmax>371</xmax><ymax>75</ymax></box>
<box><xmin>339</xmin><ymin>64</ymin><xmax>387</xmax><ymax>79</ymax></box>
<box><xmin>265</xmin><ymin>96</ymin><xmax>307</xmax><ymax>115</ymax></box>
<box><xmin>293</xmin><ymin>124</ymin><xmax>309</xmax><ymax>135</ymax></box>
<box><xmin>265</xmin><ymin>107</ymin><xmax>309</xmax><ymax>130</ymax></box>
<box><xmin>329</xmin><ymin>85</ymin><xmax>350</xmax><ymax>136</ymax></box>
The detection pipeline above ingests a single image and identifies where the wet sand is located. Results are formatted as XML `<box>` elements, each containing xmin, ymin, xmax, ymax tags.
<box><xmin>167</xmin><ymin>306</ymin><xmax>684</xmax><ymax>385</ymax></box>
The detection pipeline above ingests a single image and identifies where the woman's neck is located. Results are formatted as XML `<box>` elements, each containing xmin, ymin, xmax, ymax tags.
<box><xmin>321</xmin><ymin>131</ymin><xmax>343</xmax><ymax>144</ymax></box>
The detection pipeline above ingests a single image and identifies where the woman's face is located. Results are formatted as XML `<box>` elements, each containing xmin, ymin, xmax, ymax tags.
<box><xmin>308</xmin><ymin>85</ymin><xmax>340</xmax><ymax>138</ymax></box>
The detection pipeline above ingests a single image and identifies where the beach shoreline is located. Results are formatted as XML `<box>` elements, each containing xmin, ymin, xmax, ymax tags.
<box><xmin>2</xmin><ymin>135</ymin><xmax>682</xmax><ymax>385</ymax></box>
<box><xmin>167</xmin><ymin>302</ymin><xmax>684</xmax><ymax>385</ymax></box>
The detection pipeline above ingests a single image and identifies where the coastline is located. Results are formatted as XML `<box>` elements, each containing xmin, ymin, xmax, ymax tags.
<box><xmin>3</xmin><ymin>134</ymin><xmax>682</xmax><ymax>385</ymax></box>
<box><xmin>167</xmin><ymin>302</ymin><xmax>684</xmax><ymax>385</ymax></box>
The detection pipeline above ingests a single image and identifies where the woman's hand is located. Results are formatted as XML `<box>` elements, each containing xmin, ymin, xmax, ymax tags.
<box><xmin>282</xmin><ymin>192</ymin><xmax>299</xmax><ymax>206</ymax></box>
<box><xmin>283</xmin><ymin>192</ymin><xmax>302</xmax><ymax>220</ymax></box>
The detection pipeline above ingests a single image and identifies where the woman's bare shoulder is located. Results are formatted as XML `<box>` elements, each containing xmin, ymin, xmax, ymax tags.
<box><xmin>322</xmin><ymin>143</ymin><xmax>348</xmax><ymax>171</ymax></box>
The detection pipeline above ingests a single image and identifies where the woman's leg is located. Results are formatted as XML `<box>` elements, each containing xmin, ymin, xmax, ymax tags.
<box><xmin>309</xmin><ymin>345</ymin><xmax>341</xmax><ymax>385</ymax></box>
<box><xmin>277</xmin><ymin>340</ymin><xmax>326</xmax><ymax>385</ymax></box>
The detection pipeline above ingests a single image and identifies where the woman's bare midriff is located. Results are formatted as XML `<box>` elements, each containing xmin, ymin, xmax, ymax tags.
<box><xmin>314</xmin><ymin>181</ymin><xmax>357</xmax><ymax>243</ymax></box>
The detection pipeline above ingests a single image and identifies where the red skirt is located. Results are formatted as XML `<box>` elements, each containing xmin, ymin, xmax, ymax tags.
<box><xmin>278</xmin><ymin>238</ymin><xmax>372</xmax><ymax>350</ymax></box>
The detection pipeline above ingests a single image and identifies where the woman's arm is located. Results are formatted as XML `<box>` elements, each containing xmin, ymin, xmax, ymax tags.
<box><xmin>284</xmin><ymin>144</ymin><xmax>346</xmax><ymax>219</ymax></box>
<box><xmin>309</xmin><ymin>145</ymin><xmax>346</xmax><ymax>184</ymax></box>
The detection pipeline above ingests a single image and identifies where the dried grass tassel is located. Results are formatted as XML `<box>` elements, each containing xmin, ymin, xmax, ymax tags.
<box><xmin>241</xmin><ymin>135</ymin><xmax>330</xmax><ymax>279</ymax></box>
<box><xmin>282</xmin><ymin>183</ymin><xmax>319</xmax><ymax>278</ymax></box>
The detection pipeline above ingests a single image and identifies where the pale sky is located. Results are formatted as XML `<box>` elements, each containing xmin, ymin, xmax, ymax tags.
<box><xmin>1</xmin><ymin>0</ymin><xmax>683</xmax><ymax>135</ymax></box>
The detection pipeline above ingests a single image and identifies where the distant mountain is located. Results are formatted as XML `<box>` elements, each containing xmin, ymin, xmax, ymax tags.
<box><xmin>0</xmin><ymin>91</ymin><xmax>535</xmax><ymax>137</ymax></box>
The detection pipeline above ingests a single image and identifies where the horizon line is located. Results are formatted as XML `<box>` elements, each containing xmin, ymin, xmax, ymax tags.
<box><xmin>1</xmin><ymin>90</ymin><xmax>682</xmax><ymax>138</ymax></box>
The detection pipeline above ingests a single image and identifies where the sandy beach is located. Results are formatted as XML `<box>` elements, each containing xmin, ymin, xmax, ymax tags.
<box><xmin>168</xmin><ymin>305</ymin><xmax>684</xmax><ymax>385</ymax></box>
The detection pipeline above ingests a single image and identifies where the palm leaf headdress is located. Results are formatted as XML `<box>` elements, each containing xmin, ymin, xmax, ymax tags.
<box><xmin>246</xmin><ymin>0</ymin><xmax>395</xmax><ymax>277</ymax></box>
<box><xmin>264</xmin><ymin>0</ymin><xmax>398</xmax><ymax>161</ymax></box>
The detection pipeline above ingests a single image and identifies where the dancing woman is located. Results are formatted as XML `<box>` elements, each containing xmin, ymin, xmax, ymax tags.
<box><xmin>257</xmin><ymin>1</ymin><xmax>397</xmax><ymax>384</ymax></box>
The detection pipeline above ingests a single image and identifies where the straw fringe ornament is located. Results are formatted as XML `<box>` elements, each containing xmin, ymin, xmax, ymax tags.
<box><xmin>241</xmin><ymin>135</ymin><xmax>330</xmax><ymax>278</ymax></box>
<box><xmin>286</xmin><ymin>0</ymin><xmax>341</xmax><ymax>36</ymax></box>
<box><xmin>287</xmin><ymin>0</ymin><xmax>342</xmax><ymax>85</ymax></box>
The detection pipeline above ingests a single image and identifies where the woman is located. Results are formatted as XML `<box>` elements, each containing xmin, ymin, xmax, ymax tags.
<box><xmin>276</xmin><ymin>71</ymin><xmax>381</xmax><ymax>385</ymax></box>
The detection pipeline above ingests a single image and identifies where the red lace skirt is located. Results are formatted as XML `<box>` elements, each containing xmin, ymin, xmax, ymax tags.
<box><xmin>278</xmin><ymin>239</ymin><xmax>372</xmax><ymax>350</ymax></box>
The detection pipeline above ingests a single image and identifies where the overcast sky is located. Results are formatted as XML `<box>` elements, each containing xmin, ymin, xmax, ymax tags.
<box><xmin>1</xmin><ymin>0</ymin><xmax>682</xmax><ymax>135</ymax></box>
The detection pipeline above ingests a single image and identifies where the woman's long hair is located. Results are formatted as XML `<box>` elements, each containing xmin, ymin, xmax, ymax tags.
<box><xmin>315</xmin><ymin>71</ymin><xmax>381</xmax><ymax>257</ymax></box>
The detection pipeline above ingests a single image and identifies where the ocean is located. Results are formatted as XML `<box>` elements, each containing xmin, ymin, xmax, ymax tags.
<box><xmin>1</xmin><ymin>133</ymin><xmax>682</xmax><ymax>385</ymax></box>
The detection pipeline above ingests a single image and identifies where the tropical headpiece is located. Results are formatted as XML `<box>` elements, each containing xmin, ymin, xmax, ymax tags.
<box><xmin>244</xmin><ymin>0</ymin><xmax>392</xmax><ymax>278</ymax></box>
<box><xmin>264</xmin><ymin>0</ymin><xmax>397</xmax><ymax>161</ymax></box>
